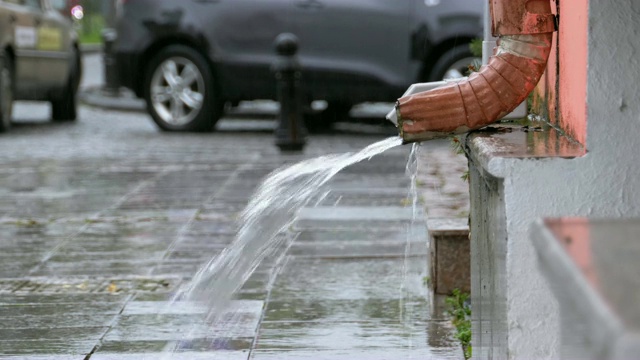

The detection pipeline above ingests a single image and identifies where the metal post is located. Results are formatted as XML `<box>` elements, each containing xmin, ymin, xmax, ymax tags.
<box><xmin>273</xmin><ymin>33</ymin><xmax>307</xmax><ymax>152</ymax></box>
<box><xmin>101</xmin><ymin>28</ymin><xmax>119</xmax><ymax>95</ymax></box>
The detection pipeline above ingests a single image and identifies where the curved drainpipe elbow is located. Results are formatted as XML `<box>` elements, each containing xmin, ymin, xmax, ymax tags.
<box><xmin>397</xmin><ymin>0</ymin><xmax>556</xmax><ymax>143</ymax></box>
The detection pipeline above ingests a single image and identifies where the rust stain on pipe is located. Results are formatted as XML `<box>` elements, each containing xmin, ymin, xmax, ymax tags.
<box><xmin>397</xmin><ymin>0</ymin><xmax>555</xmax><ymax>142</ymax></box>
<box><xmin>492</xmin><ymin>0</ymin><xmax>556</xmax><ymax>35</ymax></box>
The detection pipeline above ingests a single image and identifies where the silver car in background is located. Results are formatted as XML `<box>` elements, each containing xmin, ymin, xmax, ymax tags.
<box><xmin>0</xmin><ymin>0</ymin><xmax>81</xmax><ymax>132</ymax></box>
<box><xmin>114</xmin><ymin>0</ymin><xmax>483</xmax><ymax>132</ymax></box>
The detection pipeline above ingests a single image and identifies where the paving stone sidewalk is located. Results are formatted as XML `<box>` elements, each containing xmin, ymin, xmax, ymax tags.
<box><xmin>0</xmin><ymin>93</ymin><xmax>468</xmax><ymax>359</ymax></box>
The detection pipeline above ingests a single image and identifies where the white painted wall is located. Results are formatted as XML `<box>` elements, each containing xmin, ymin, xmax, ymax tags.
<box><xmin>467</xmin><ymin>1</ymin><xmax>640</xmax><ymax>358</ymax></box>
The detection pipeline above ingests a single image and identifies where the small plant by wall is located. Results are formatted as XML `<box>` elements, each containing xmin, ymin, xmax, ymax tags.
<box><xmin>446</xmin><ymin>289</ymin><xmax>472</xmax><ymax>359</ymax></box>
<box><xmin>469</xmin><ymin>38</ymin><xmax>482</xmax><ymax>58</ymax></box>
<box><xmin>468</xmin><ymin>38</ymin><xmax>483</xmax><ymax>73</ymax></box>
<box><xmin>449</xmin><ymin>136</ymin><xmax>469</xmax><ymax>182</ymax></box>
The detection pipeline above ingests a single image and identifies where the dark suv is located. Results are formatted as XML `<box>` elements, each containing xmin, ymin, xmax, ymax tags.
<box><xmin>114</xmin><ymin>0</ymin><xmax>482</xmax><ymax>132</ymax></box>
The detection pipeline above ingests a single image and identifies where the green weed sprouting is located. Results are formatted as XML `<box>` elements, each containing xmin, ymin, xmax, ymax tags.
<box><xmin>450</xmin><ymin>136</ymin><xmax>464</xmax><ymax>155</ymax></box>
<box><xmin>446</xmin><ymin>289</ymin><xmax>472</xmax><ymax>359</ymax></box>
<box><xmin>450</xmin><ymin>137</ymin><xmax>470</xmax><ymax>183</ymax></box>
<box><xmin>461</xmin><ymin>170</ymin><xmax>470</xmax><ymax>183</ymax></box>
<box><xmin>468</xmin><ymin>38</ymin><xmax>483</xmax><ymax>75</ymax></box>
<box><xmin>469</xmin><ymin>38</ymin><xmax>483</xmax><ymax>58</ymax></box>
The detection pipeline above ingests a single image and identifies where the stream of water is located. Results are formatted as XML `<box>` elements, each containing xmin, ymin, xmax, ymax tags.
<box><xmin>401</xmin><ymin>143</ymin><xmax>420</xmax><ymax>357</ymax></box>
<box><xmin>163</xmin><ymin>136</ymin><xmax>404</xmax><ymax>354</ymax></box>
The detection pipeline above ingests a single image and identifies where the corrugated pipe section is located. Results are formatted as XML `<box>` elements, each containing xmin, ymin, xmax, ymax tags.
<box><xmin>396</xmin><ymin>0</ymin><xmax>556</xmax><ymax>143</ymax></box>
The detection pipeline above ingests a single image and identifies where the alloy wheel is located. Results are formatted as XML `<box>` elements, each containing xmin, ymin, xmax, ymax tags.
<box><xmin>150</xmin><ymin>56</ymin><xmax>205</xmax><ymax>126</ymax></box>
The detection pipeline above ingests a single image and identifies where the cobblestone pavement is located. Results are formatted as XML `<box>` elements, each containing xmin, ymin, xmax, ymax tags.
<box><xmin>0</xmin><ymin>55</ymin><xmax>467</xmax><ymax>359</ymax></box>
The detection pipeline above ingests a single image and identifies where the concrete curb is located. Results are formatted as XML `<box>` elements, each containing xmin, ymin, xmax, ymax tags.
<box><xmin>78</xmin><ymin>86</ymin><xmax>146</xmax><ymax>112</ymax></box>
<box><xmin>80</xmin><ymin>43</ymin><xmax>102</xmax><ymax>54</ymax></box>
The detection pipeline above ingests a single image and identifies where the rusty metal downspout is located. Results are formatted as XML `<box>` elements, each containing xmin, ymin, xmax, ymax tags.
<box><xmin>396</xmin><ymin>0</ymin><xmax>556</xmax><ymax>143</ymax></box>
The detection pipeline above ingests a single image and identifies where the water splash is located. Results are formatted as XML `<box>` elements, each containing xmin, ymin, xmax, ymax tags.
<box><xmin>165</xmin><ymin>136</ymin><xmax>403</xmax><ymax>349</ymax></box>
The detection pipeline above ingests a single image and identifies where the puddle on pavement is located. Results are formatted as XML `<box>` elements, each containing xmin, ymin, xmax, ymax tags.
<box><xmin>0</xmin><ymin>137</ymin><xmax>466</xmax><ymax>358</ymax></box>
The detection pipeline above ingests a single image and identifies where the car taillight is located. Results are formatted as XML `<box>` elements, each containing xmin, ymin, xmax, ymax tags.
<box><xmin>71</xmin><ymin>5</ymin><xmax>84</xmax><ymax>20</ymax></box>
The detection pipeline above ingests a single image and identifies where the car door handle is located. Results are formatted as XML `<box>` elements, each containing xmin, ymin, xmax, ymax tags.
<box><xmin>295</xmin><ymin>0</ymin><xmax>324</xmax><ymax>10</ymax></box>
<box><xmin>9</xmin><ymin>14</ymin><xmax>16</xmax><ymax>24</ymax></box>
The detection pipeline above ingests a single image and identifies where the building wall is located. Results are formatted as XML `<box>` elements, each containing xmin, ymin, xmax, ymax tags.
<box><xmin>558</xmin><ymin>0</ymin><xmax>588</xmax><ymax>145</ymax></box>
<box><xmin>506</xmin><ymin>2</ymin><xmax>640</xmax><ymax>352</ymax></box>
<box><xmin>465</xmin><ymin>0</ymin><xmax>640</xmax><ymax>358</ymax></box>
<box><xmin>587</xmin><ymin>0</ymin><xmax>640</xmax><ymax>153</ymax></box>
<box><xmin>533</xmin><ymin>0</ymin><xmax>588</xmax><ymax>145</ymax></box>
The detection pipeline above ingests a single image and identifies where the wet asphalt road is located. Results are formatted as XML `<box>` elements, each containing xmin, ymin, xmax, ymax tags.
<box><xmin>0</xmin><ymin>54</ymin><xmax>464</xmax><ymax>359</ymax></box>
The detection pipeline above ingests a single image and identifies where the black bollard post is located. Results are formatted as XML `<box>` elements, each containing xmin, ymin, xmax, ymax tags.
<box><xmin>101</xmin><ymin>28</ymin><xmax>120</xmax><ymax>96</ymax></box>
<box><xmin>273</xmin><ymin>33</ymin><xmax>307</xmax><ymax>152</ymax></box>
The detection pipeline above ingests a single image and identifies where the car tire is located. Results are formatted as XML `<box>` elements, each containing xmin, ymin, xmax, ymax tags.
<box><xmin>144</xmin><ymin>45</ymin><xmax>221</xmax><ymax>132</ymax></box>
<box><xmin>428</xmin><ymin>45</ymin><xmax>479</xmax><ymax>81</ymax></box>
<box><xmin>51</xmin><ymin>47</ymin><xmax>80</xmax><ymax>122</ymax></box>
<box><xmin>0</xmin><ymin>54</ymin><xmax>14</xmax><ymax>133</ymax></box>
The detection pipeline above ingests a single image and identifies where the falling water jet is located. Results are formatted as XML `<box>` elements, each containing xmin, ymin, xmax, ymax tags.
<box><xmin>400</xmin><ymin>143</ymin><xmax>421</xmax><ymax>357</ymax></box>
<box><xmin>161</xmin><ymin>136</ymin><xmax>403</xmax><ymax>355</ymax></box>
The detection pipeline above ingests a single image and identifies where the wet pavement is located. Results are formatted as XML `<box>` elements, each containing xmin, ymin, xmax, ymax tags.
<box><xmin>0</xmin><ymin>54</ymin><xmax>467</xmax><ymax>359</ymax></box>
